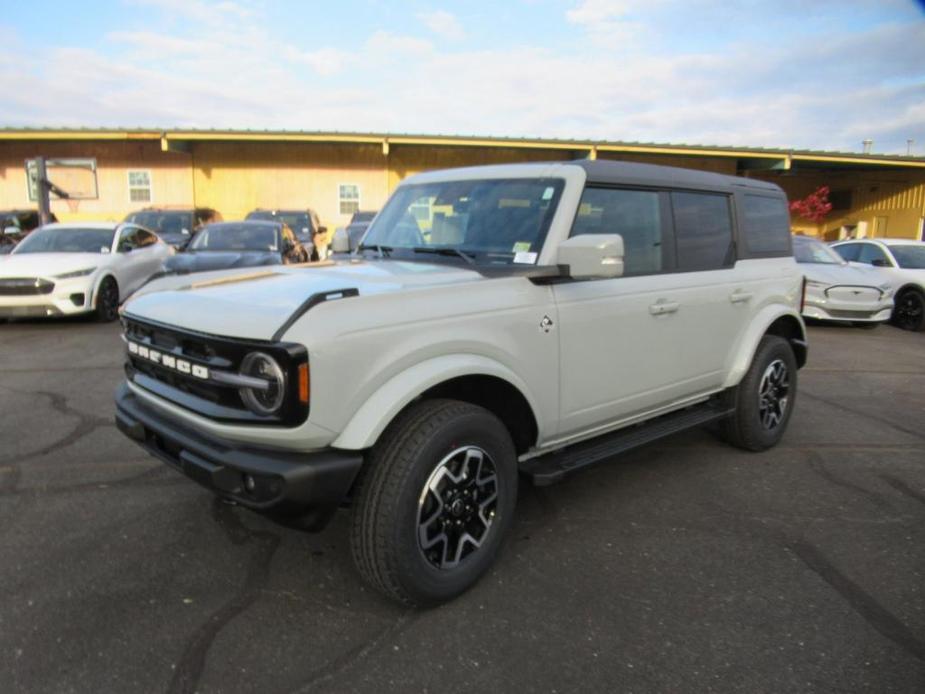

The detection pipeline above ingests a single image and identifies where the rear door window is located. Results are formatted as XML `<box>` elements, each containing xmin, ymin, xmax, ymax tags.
<box><xmin>671</xmin><ymin>192</ymin><xmax>734</xmax><ymax>271</ymax></box>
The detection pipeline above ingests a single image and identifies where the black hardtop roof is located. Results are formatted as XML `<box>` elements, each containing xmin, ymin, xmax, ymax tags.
<box><xmin>573</xmin><ymin>159</ymin><xmax>783</xmax><ymax>194</ymax></box>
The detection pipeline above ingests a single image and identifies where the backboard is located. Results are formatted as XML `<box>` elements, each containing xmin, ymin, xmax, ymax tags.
<box><xmin>26</xmin><ymin>158</ymin><xmax>99</xmax><ymax>201</ymax></box>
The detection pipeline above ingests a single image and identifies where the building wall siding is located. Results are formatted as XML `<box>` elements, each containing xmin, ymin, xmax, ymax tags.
<box><xmin>0</xmin><ymin>140</ymin><xmax>191</xmax><ymax>222</ymax></box>
<box><xmin>1</xmin><ymin>136</ymin><xmax>923</xmax><ymax>242</ymax></box>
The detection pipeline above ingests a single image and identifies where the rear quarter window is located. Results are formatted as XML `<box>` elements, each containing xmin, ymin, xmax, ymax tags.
<box><xmin>743</xmin><ymin>194</ymin><xmax>791</xmax><ymax>255</ymax></box>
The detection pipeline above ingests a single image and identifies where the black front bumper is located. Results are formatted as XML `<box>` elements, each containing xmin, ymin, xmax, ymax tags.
<box><xmin>115</xmin><ymin>382</ymin><xmax>364</xmax><ymax>530</ymax></box>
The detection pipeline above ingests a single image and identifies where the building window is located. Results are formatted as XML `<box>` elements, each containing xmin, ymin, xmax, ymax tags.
<box><xmin>339</xmin><ymin>184</ymin><xmax>360</xmax><ymax>215</ymax></box>
<box><xmin>128</xmin><ymin>170</ymin><xmax>152</xmax><ymax>203</ymax></box>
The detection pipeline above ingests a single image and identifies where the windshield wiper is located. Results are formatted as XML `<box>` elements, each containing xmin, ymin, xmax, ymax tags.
<box><xmin>411</xmin><ymin>247</ymin><xmax>476</xmax><ymax>265</ymax></box>
<box><xmin>358</xmin><ymin>243</ymin><xmax>393</xmax><ymax>258</ymax></box>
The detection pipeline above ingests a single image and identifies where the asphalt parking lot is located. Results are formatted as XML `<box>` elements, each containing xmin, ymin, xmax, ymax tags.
<box><xmin>0</xmin><ymin>319</ymin><xmax>923</xmax><ymax>693</ymax></box>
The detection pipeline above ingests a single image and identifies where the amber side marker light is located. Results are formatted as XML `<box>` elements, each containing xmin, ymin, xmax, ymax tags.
<box><xmin>298</xmin><ymin>363</ymin><xmax>310</xmax><ymax>404</ymax></box>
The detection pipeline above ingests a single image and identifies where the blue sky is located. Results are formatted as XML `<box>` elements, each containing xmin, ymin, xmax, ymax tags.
<box><xmin>2</xmin><ymin>0</ymin><xmax>924</xmax><ymax>154</ymax></box>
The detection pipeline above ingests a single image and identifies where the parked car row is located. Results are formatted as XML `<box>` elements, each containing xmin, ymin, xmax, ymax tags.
<box><xmin>1</xmin><ymin>198</ymin><xmax>921</xmax><ymax>333</ymax></box>
<box><xmin>0</xmin><ymin>207</ymin><xmax>378</xmax><ymax>323</ymax></box>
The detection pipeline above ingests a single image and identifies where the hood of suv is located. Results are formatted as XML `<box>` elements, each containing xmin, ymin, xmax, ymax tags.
<box><xmin>124</xmin><ymin>259</ymin><xmax>484</xmax><ymax>340</ymax></box>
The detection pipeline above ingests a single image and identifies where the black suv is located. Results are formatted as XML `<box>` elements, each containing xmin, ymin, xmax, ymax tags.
<box><xmin>245</xmin><ymin>209</ymin><xmax>325</xmax><ymax>250</ymax></box>
<box><xmin>0</xmin><ymin>209</ymin><xmax>58</xmax><ymax>254</ymax></box>
<box><xmin>123</xmin><ymin>207</ymin><xmax>222</xmax><ymax>250</ymax></box>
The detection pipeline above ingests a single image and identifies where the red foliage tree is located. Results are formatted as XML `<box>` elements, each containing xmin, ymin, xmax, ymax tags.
<box><xmin>790</xmin><ymin>186</ymin><xmax>833</xmax><ymax>223</ymax></box>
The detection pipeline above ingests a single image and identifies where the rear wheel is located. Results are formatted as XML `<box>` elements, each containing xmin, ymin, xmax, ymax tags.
<box><xmin>350</xmin><ymin>399</ymin><xmax>517</xmax><ymax>606</ymax></box>
<box><xmin>94</xmin><ymin>277</ymin><xmax>119</xmax><ymax>322</ymax></box>
<box><xmin>892</xmin><ymin>289</ymin><xmax>925</xmax><ymax>332</ymax></box>
<box><xmin>721</xmin><ymin>335</ymin><xmax>797</xmax><ymax>452</ymax></box>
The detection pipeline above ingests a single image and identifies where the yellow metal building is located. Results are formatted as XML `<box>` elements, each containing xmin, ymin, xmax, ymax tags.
<box><xmin>1</xmin><ymin>129</ymin><xmax>924</xmax><ymax>241</ymax></box>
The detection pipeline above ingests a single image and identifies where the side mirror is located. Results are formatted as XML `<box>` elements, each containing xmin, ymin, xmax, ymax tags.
<box><xmin>871</xmin><ymin>258</ymin><xmax>890</xmax><ymax>267</ymax></box>
<box><xmin>557</xmin><ymin>234</ymin><xmax>624</xmax><ymax>279</ymax></box>
<box><xmin>331</xmin><ymin>227</ymin><xmax>350</xmax><ymax>253</ymax></box>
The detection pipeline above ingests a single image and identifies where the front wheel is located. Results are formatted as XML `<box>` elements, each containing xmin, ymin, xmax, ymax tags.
<box><xmin>892</xmin><ymin>289</ymin><xmax>925</xmax><ymax>332</ymax></box>
<box><xmin>720</xmin><ymin>335</ymin><xmax>798</xmax><ymax>452</ymax></box>
<box><xmin>94</xmin><ymin>276</ymin><xmax>120</xmax><ymax>322</ymax></box>
<box><xmin>350</xmin><ymin>399</ymin><xmax>517</xmax><ymax>606</ymax></box>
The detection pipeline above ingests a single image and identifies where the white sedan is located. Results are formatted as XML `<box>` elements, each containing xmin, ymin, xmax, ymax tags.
<box><xmin>830</xmin><ymin>238</ymin><xmax>925</xmax><ymax>331</ymax></box>
<box><xmin>793</xmin><ymin>235</ymin><xmax>893</xmax><ymax>326</ymax></box>
<box><xmin>0</xmin><ymin>222</ymin><xmax>170</xmax><ymax>322</ymax></box>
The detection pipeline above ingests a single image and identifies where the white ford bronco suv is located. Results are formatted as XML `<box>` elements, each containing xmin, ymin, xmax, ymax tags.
<box><xmin>115</xmin><ymin>161</ymin><xmax>807</xmax><ymax>605</ymax></box>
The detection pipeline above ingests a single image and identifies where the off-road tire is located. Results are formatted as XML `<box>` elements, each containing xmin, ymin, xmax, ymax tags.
<box><xmin>94</xmin><ymin>276</ymin><xmax>120</xmax><ymax>323</ymax></box>
<box><xmin>721</xmin><ymin>335</ymin><xmax>797</xmax><ymax>452</ymax></box>
<box><xmin>350</xmin><ymin>399</ymin><xmax>517</xmax><ymax>606</ymax></box>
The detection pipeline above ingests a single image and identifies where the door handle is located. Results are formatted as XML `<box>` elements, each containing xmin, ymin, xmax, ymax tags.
<box><xmin>649</xmin><ymin>300</ymin><xmax>680</xmax><ymax>315</ymax></box>
<box><xmin>729</xmin><ymin>290</ymin><xmax>753</xmax><ymax>304</ymax></box>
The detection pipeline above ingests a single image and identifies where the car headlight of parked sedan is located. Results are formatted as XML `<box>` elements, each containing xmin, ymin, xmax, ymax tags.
<box><xmin>53</xmin><ymin>267</ymin><xmax>97</xmax><ymax>279</ymax></box>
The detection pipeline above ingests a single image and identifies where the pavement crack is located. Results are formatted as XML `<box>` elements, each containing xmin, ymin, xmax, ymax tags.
<box><xmin>167</xmin><ymin>499</ymin><xmax>281</xmax><ymax>694</ymax></box>
<box><xmin>880</xmin><ymin>474</ymin><xmax>925</xmax><ymax>507</ymax></box>
<box><xmin>0</xmin><ymin>386</ymin><xmax>111</xmax><ymax>464</ymax></box>
<box><xmin>286</xmin><ymin>610</ymin><xmax>416</xmax><ymax>694</ymax></box>
<box><xmin>807</xmin><ymin>451</ymin><xmax>893</xmax><ymax>511</ymax></box>
<box><xmin>788</xmin><ymin>539</ymin><xmax>925</xmax><ymax>663</ymax></box>
<box><xmin>799</xmin><ymin>390</ymin><xmax>925</xmax><ymax>442</ymax></box>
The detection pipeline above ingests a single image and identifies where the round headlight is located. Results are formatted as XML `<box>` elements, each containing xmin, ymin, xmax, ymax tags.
<box><xmin>238</xmin><ymin>352</ymin><xmax>286</xmax><ymax>415</ymax></box>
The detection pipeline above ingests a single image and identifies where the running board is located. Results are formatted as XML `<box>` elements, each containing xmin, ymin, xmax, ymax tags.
<box><xmin>520</xmin><ymin>401</ymin><xmax>734</xmax><ymax>486</ymax></box>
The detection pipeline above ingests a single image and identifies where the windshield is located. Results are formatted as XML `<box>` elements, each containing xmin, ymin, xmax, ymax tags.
<box><xmin>125</xmin><ymin>211</ymin><xmax>193</xmax><ymax>236</ymax></box>
<box><xmin>247</xmin><ymin>211</ymin><xmax>313</xmax><ymax>234</ymax></box>
<box><xmin>887</xmin><ymin>244</ymin><xmax>925</xmax><ymax>269</ymax></box>
<box><xmin>13</xmin><ymin>227</ymin><xmax>115</xmax><ymax>254</ymax></box>
<box><xmin>793</xmin><ymin>237</ymin><xmax>844</xmax><ymax>265</ymax></box>
<box><xmin>361</xmin><ymin>178</ymin><xmax>564</xmax><ymax>264</ymax></box>
<box><xmin>188</xmin><ymin>223</ymin><xmax>279</xmax><ymax>252</ymax></box>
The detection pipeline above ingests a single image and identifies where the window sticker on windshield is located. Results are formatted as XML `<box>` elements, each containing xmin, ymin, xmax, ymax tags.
<box><xmin>542</xmin><ymin>186</ymin><xmax>554</xmax><ymax>200</ymax></box>
<box><xmin>514</xmin><ymin>251</ymin><xmax>538</xmax><ymax>264</ymax></box>
<box><xmin>512</xmin><ymin>241</ymin><xmax>532</xmax><ymax>253</ymax></box>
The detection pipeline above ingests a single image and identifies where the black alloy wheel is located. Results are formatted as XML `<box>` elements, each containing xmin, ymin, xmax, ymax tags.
<box><xmin>757</xmin><ymin>359</ymin><xmax>790</xmax><ymax>432</ymax></box>
<box><xmin>417</xmin><ymin>446</ymin><xmax>499</xmax><ymax>570</ymax></box>
<box><xmin>892</xmin><ymin>290</ymin><xmax>925</xmax><ymax>332</ymax></box>
<box><xmin>94</xmin><ymin>277</ymin><xmax>120</xmax><ymax>322</ymax></box>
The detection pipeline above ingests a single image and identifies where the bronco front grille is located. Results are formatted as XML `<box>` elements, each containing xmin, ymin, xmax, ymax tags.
<box><xmin>122</xmin><ymin>316</ymin><xmax>308</xmax><ymax>426</ymax></box>
<box><xmin>0</xmin><ymin>278</ymin><xmax>54</xmax><ymax>296</ymax></box>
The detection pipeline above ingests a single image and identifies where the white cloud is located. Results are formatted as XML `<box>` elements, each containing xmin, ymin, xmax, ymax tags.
<box><xmin>284</xmin><ymin>47</ymin><xmax>352</xmax><ymax>77</ymax></box>
<box><xmin>417</xmin><ymin>10</ymin><xmax>466</xmax><ymax>41</ymax></box>
<box><xmin>365</xmin><ymin>31</ymin><xmax>434</xmax><ymax>56</ymax></box>
<box><xmin>565</xmin><ymin>0</ymin><xmax>632</xmax><ymax>26</ymax></box>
